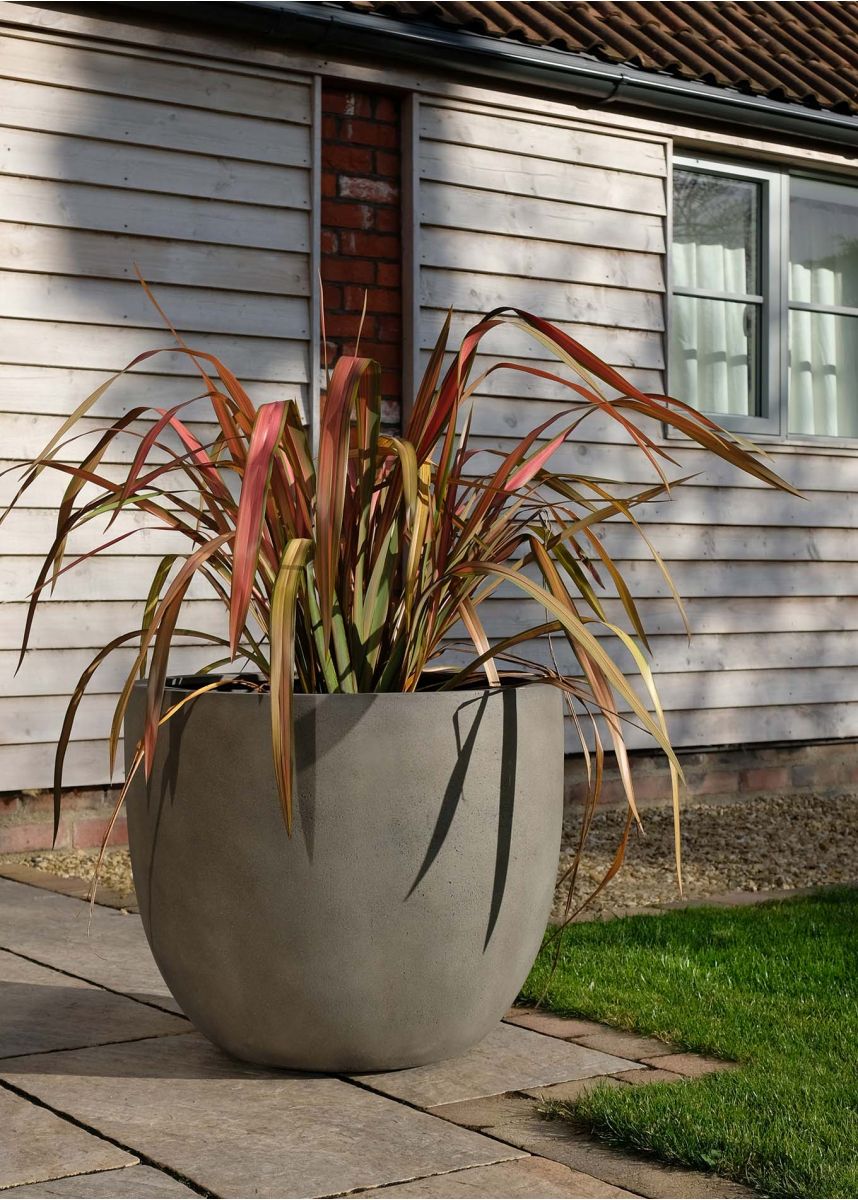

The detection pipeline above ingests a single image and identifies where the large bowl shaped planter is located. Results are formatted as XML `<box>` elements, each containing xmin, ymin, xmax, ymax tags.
<box><xmin>125</xmin><ymin>679</ymin><xmax>564</xmax><ymax>1071</ymax></box>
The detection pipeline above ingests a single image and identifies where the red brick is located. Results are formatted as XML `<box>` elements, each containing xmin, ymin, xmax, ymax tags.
<box><xmin>323</xmin><ymin>90</ymin><xmax>373</xmax><ymax>118</ymax></box>
<box><xmin>0</xmin><ymin>795</ymin><xmax>20</xmax><ymax>814</ymax></box>
<box><xmin>324</xmin><ymin>144</ymin><xmax>374</xmax><ymax>173</ymax></box>
<box><xmin>319</xmin><ymin>283</ymin><xmax>342</xmax><ymax>310</ymax></box>
<box><xmin>374</xmin><ymin>150</ymin><xmax>400</xmax><ymax>176</ymax></box>
<box><xmin>0</xmin><ymin>820</ymin><xmax>72</xmax><ymax>852</ymax></box>
<box><xmin>71</xmin><ymin>815</ymin><xmax>128</xmax><ymax>849</ymax></box>
<box><xmin>339</xmin><ymin>231</ymin><xmax>399</xmax><ymax>258</ymax></box>
<box><xmin>323</xmin><ymin>312</ymin><xmax>377</xmax><ymax>339</ymax></box>
<box><xmin>356</xmin><ymin>341</ymin><xmax>397</xmax><ymax>363</ymax></box>
<box><xmin>373</xmin><ymin>95</ymin><xmax>399</xmax><ymax>122</ymax></box>
<box><xmin>374</xmin><ymin>206</ymin><xmax>401</xmax><ymax>233</ymax></box>
<box><xmin>321</xmin><ymin>114</ymin><xmax>339</xmax><ymax>140</ymax></box>
<box><xmin>381</xmin><ymin>369</ymin><xmax>402</xmax><ymax>397</ymax></box>
<box><xmin>377</xmin><ymin>316</ymin><xmax>402</xmax><ymax>343</ymax></box>
<box><xmin>321</xmin><ymin>256</ymin><xmax>376</xmax><ymax>285</ymax></box>
<box><xmin>344</xmin><ymin>285</ymin><xmax>399</xmax><ymax>314</ymax></box>
<box><xmin>320</xmin><ymin>229</ymin><xmax>338</xmax><ymax>254</ymax></box>
<box><xmin>741</xmin><ymin>766</ymin><xmax>791</xmax><ymax>791</ymax></box>
<box><xmin>321</xmin><ymin>170</ymin><xmax>337</xmax><ymax>198</ymax></box>
<box><xmin>321</xmin><ymin>200</ymin><xmax>374</xmax><ymax>230</ymax></box>
<box><xmin>340</xmin><ymin>118</ymin><xmax>399</xmax><ymax>147</ymax></box>
<box><xmin>687</xmin><ymin>770</ymin><xmax>740</xmax><ymax>796</ymax></box>
<box><xmin>338</xmin><ymin>176</ymin><xmax>399</xmax><ymax>204</ymax></box>
<box><xmin>377</xmin><ymin>262</ymin><xmax>401</xmax><ymax>288</ymax></box>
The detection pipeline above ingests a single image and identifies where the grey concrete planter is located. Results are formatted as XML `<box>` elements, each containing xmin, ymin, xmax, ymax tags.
<box><xmin>125</xmin><ymin>679</ymin><xmax>563</xmax><ymax>1071</ymax></box>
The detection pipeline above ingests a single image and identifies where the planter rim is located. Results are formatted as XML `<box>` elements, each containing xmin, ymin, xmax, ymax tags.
<box><xmin>144</xmin><ymin>675</ymin><xmax>556</xmax><ymax>700</ymax></box>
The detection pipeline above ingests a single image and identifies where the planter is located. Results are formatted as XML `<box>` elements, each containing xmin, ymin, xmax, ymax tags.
<box><xmin>125</xmin><ymin>678</ymin><xmax>563</xmax><ymax>1071</ymax></box>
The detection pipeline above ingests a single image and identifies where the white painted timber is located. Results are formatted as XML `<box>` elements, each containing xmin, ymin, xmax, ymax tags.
<box><xmin>0</xmin><ymin>128</ymin><xmax>310</xmax><ymax>208</ymax></box>
<box><xmin>0</xmin><ymin>177</ymin><xmax>310</xmax><ymax>251</ymax></box>
<box><xmin>420</xmin><ymin>142</ymin><xmax>666</xmax><ymax>214</ymax></box>
<box><xmin>418</xmin><ymin>104</ymin><xmax>667</xmax><ymax>175</ymax></box>
<box><xmin>0</xmin><ymin>77</ymin><xmax>311</xmax><ymax>164</ymax></box>
<box><xmin>421</xmin><ymin>228</ymin><xmax>665</xmax><ymax>292</ymax></box>
<box><xmin>0</xmin><ymin>365</ymin><xmax>296</xmax><ymax>420</ymax></box>
<box><xmin>0</xmin><ymin>27</ymin><xmax>313</xmax><ymax>788</ymax></box>
<box><xmin>0</xmin><ymin>226</ymin><xmax>309</xmax><ymax>297</ymax></box>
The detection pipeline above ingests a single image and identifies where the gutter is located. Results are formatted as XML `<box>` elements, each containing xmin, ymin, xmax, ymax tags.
<box><xmin>121</xmin><ymin>0</ymin><xmax>858</xmax><ymax>153</ymax></box>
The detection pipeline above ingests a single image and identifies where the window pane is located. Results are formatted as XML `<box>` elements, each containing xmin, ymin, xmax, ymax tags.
<box><xmin>673</xmin><ymin>169</ymin><xmax>760</xmax><ymax>295</ymax></box>
<box><xmin>789</xmin><ymin>309</ymin><xmax>858</xmax><ymax>436</ymax></box>
<box><xmin>790</xmin><ymin>179</ymin><xmax>858</xmax><ymax>310</ymax></box>
<box><xmin>670</xmin><ymin>295</ymin><xmax>759</xmax><ymax>416</ymax></box>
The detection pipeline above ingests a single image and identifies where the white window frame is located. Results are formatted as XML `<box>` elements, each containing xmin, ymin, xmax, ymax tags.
<box><xmin>669</xmin><ymin>153</ymin><xmax>858</xmax><ymax>444</ymax></box>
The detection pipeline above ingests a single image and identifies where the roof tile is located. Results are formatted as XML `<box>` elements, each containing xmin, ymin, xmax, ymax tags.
<box><xmin>334</xmin><ymin>0</ymin><xmax>858</xmax><ymax>114</ymax></box>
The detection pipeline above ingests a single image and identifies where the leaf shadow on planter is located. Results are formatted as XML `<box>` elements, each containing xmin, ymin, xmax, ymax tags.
<box><xmin>405</xmin><ymin>688</ymin><xmax>518</xmax><ymax>952</ymax></box>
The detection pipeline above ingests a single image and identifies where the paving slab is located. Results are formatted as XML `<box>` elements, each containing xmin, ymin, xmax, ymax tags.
<box><xmin>355</xmin><ymin>1155</ymin><xmax>637</xmax><ymax>1197</ymax></box>
<box><xmin>484</xmin><ymin>1114</ymin><xmax>756</xmax><ymax>1199</ymax></box>
<box><xmin>0</xmin><ymin>1034</ymin><xmax>522</xmax><ymax>1199</ymax></box>
<box><xmin>0</xmin><ymin>1084</ymin><xmax>136</xmax><ymax>1190</ymax></box>
<box><xmin>641</xmin><ymin>1051</ymin><xmax>737</xmax><ymax>1077</ymax></box>
<box><xmin>428</xmin><ymin>1093</ymin><xmax>540</xmax><ymax>1129</ymax></box>
<box><xmin>574</xmin><ymin>1029</ymin><xmax>678</xmax><ymax>1060</ymax></box>
<box><xmin>504</xmin><ymin>1010</ymin><xmax>605</xmax><ymax>1039</ymax></box>
<box><xmin>523</xmin><ymin>1075</ymin><xmax>628</xmax><ymax>1103</ymax></box>
<box><xmin>0</xmin><ymin>878</ymin><xmax>178</xmax><ymax>1013</ymax></box>
<box><xmin>0</xmin><ymin>949</ymin><xmax>188</xmax><ymax>1058</ymax></box>
<box><xmin>352</xmin><ymin>1022</ymin><xmax>638</xmax><ymax>1108</ymax></box>
<box><xmin>0</xmin><ymin>1164</ymin><xmax>197</xmax><ymax>1198</ymax></box>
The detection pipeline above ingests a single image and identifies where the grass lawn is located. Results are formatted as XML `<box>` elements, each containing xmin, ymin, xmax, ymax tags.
<box><xmin>520</xmin><ymin>887</ymin><xmax>858</xmax><ymax>1199</ymax></box>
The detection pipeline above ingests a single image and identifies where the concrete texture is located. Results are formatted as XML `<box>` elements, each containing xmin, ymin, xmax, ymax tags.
<box><xmin>0</xmin><ymin>1165</ymin><xmax>197</xmax><ymax>1198</ymax></box>
<box><xmin>0</xmin><ymin>877</ymin><xmax>178</xmax><ymax>1013</ymax></box>
<box><xmin>125</xmin><ymin>682</ymin><xmax>564</xmax><ymax>1069</ymax></box>
<box><xmin>0</xmin><ymin>1086</ymin><xmax>135</xmax><ymax>1190</ymax></box>
<box><xmin>0</xmin><ymin>950</ymin><xmax>187</xmax><ymax>1058</ymax></box>
<box><xmin>353</xmin><ymin>1021</ymin><xmax>637</xmax><ymax>1107</ymax></box>
<box><xmin>356</xmin><ymin>1156</ymin><xmax>637</xmax><ymax>1197</ymax></box>
<box><xmin>0</xmin><ymin>1033</ymin><xmax>523</xmax><ymax>1199</ymax></box>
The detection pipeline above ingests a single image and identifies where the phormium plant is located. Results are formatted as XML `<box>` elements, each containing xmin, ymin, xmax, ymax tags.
<box><xmin>5</xmin><ymin>284</ymin><xmax>794</xmax><ymax>916</ymax></box>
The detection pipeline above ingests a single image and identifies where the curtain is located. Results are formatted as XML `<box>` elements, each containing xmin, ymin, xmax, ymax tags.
<box><xmin>671</xmin><ymin>239</ymin><xmax>754</xmax><ymax>416</ymax></box>
<box><xmin>788</xmin><ymin>226</ymin><xmax>858</xmax><ymax>438</ymax></box>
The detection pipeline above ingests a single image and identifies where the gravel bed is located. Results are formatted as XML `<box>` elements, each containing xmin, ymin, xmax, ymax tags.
<box><xmin>554</xmin><ymin>791</ymin><xmax>858</xmax><ymax>921</ymax></box>
<box><xmin>1</xmin><ymin>848</ymin><xmax>135</xmax><ymax>899</ymax></box>
<box><xmin>2</xmin><ymin>793</ymin><xmax>856</xmax><ymax>921</ymax></box>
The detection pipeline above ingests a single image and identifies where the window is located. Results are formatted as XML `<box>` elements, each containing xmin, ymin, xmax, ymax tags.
<box><xmin>670</xmin><ymin>155</ymin><xmax>858</xmax><ymax>440</ymax></box>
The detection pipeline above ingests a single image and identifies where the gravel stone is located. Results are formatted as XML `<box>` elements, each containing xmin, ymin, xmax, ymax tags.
<box><xmin>554</xmin><ymin>791</ymin><xmax>858</xmax><ymax>921</ymax></box>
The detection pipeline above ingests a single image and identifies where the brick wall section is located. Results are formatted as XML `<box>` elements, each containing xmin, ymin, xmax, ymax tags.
<box><xmin>564</xmin><ymin>740</ymin><xmax>858</xmax><ymax>812</ymax></box>
<box><xmin>321</xmin><ymin>87</ymin><xmax>403</xmax><ymax>430</ymax></box>
<box><xmin>0</xmin><ymin>787</ymin><xmax>125</xmax><ymax>853</ymax></box>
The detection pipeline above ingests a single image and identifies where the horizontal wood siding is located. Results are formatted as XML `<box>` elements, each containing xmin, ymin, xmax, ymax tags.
<box><xmin>0</xmin><ymin>24</ymin><xmax>315</xmax><ymax>789</ymax></box>
<box><xmin>418</xmin><ymin>94</ymin><xmax>858</xmax><ymax>756</ymax></box>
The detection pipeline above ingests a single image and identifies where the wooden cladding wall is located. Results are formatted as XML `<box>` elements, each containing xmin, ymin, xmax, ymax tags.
<box><xmin>0</xmin><ymin>25</ymin><xmax>315</xmax><ymax>789</ymax></box>
<box><xmin>416</xmin><ymin>94</ymin><xmax>857</xmax><ymax>753</ymax></box>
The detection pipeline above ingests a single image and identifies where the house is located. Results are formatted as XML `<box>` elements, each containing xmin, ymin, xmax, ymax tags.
<box><xmin>1</xmin><ymin>0</ymin><xmax>857</xmax><ymax>846</ymax></box>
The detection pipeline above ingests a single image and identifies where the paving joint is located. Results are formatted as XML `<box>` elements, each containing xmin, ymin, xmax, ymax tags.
<box><xmin>0</xmin><ymin>1077</ymin><xmax>214</xmax><ymax>1199</ymax></box>
<box><xmin>0</xmin><ymin>1028</ymin><xmax>196</xmax><ymax>1063</ymax></box>
<box><xmin>0</xmin><ymin>944</ymin><xmax>187</xmax><ymax>1019</ymax></box>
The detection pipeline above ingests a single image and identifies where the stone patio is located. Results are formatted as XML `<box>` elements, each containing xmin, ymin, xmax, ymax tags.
<box><xmin>0</xmin><ymin>876</ymin><xmax>752</xmax><ymax>1199</ymax></box>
